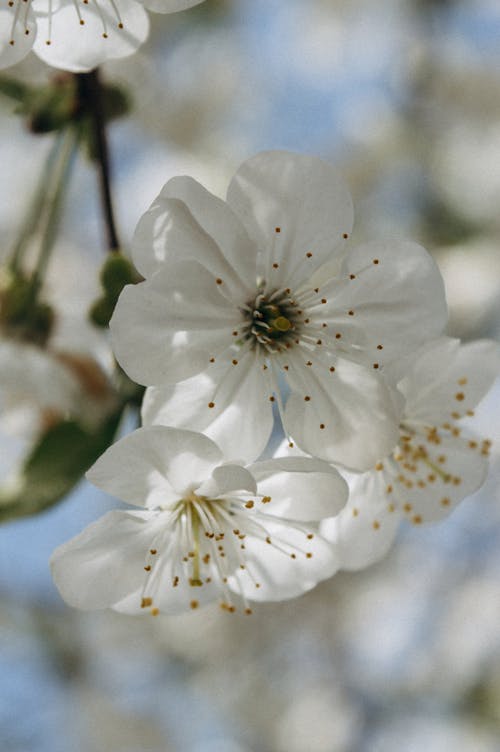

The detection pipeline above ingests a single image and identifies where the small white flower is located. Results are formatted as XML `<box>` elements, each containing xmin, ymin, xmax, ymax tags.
<box><xmin>0</xmin><ymin>339</ymin><xmax>81</xmax><ymax>437</ymax></box>
<box><xmin>321</xmin><ymin>337</ymin><xmax>500</xmax><ymax>570</ymax></box>
<box><xmin>0</xmin><ymin>0</ymin><xmax>205</xmax><ymax>72</ymax></box>
<box><xmin>0</xmin><ymin>340</ymin><xmax>117</xmax><ymax>437</ymax></box>
<box><xmin>112</xmin><ymin>150</ymin><xmax>448</xmax><ymax>469</ymax></box>
<box><xmin>50</xmin><ymin>425</ymin><xmax>346</xmax><ymax>614</ymax></box>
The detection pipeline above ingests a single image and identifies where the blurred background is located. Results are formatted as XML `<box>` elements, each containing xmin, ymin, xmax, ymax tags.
<box><xmin>2</xmin><ymin>0</ymin><xmax>500</xmax><ymax>749</ymax></box>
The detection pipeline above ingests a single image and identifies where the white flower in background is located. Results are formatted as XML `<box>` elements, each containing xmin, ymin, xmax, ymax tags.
<box><xmin>321</xmin><ymin>337</ymin><xmax>500</xmax><ymax>570</ymax></box>
<box><xmin>50</xmin><ymin>425</ymin><xmax>347</xmax><ymax>615</ymax></box>
<box><xmin>0</xmin><ymin>0</ymin><xmax>205</xmax><ymax>72</ymax></box>
<box><xmin>0</xmin><ymin>340</ymin><xmax>117</xmax><ymax>438</ymax></box>
<box><xmin>0</xmin><ymin>339</ymin><xmax>81</xmax><ymax>437</ymax></box>
<box><xmin>112</xmin><ymin>150</ymin><xmax>448</xmax><ymax>469</ymax></box>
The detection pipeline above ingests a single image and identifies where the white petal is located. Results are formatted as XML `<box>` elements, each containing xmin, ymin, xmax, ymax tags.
<box><xmin>141</xmin><ymin>350</ymin><xmax>274</xmax><ymax>463</ymax></box>
<box><xmin>396</xmin><ymin>338</ymin><xmax>500</xmax><ymax>424</ymax></box>
<box><xmin>133</xmin><ymin>177</ymin><xmax>257</xmax><ymax>292</ymax></box>
<box><xmin>226</xmin><ymin>151</ymin><xmax>353</xmax><ymax>288</ymax></box>
<box><xmin>249</xmin><ymin>456</ymin><xmax>348</xmax><ymax>521</ymax></box>
<box><xmin>392</xmin><ymin>433</ymin><xmax>489</xmax><ymax>523</ymax></box>
<box><xmin>137</xmin><ymin>0</ymin><xmax>204</xmax><ymax>12</ymax></box>
<box><xmin>325</xmin><ymin>240</ymin><xmax>448</xmax><ymax>364</ymax></box>
<box><xmin>50</xmin><ymin>509</ymin><xmax>161</xmax><ymax>609</ymax></box>
<box><xmin>110</xmin><ymin>260</ymin><xmax>241</xmax><ymax>386</ymax></box>
<box><xmin>197</xmin><ymin>463</ymin><xmax>257</xmax><ymax>497</ymax></box>
<box><xmin>321</xmin><ymin>471</ymin><xmax>401</xmax><ymax>570</ymax></box>
<box><xmin>86</xmin><ymin>426</ymin><xmax>223</xmax><ymax>507</ymax></box>
<box><xmin>228</xmin><ymin>519</ymin><xmax>338</xmax><ymax>602</ymax></box>
<box><xmin>32</xmin><ymin>0</ymin><xmax>149</xmax><ymax>72</ymax></box>
<box><xmin>0</xmin><ymin>4</ymin><xmax>36</xmax><ymax>69</ymax></box>
<box><xmin>284</xmin><ymin>355</ymin><xmax>402</xmax><ymax>470</ymax></box>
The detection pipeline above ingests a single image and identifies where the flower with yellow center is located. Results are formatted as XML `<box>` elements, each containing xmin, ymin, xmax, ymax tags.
<box><xmin>320</xmin><ymin>337</ymin><xmax>500</xmax><ymax>569</ymax></box>
<box><xmin>112</xmin><ymin>151</ymin><xmax>448</xmax><ymax>470</ymax></box>
<box><xmin>50</xmin><ymin>425</ymin><xmax>347</xmax><ymax>614</ymax></box>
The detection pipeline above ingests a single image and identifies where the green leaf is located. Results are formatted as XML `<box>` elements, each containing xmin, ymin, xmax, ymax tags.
<box><xmin>0</xmin><ymin>409</ymin><xmax>123</xmax><ymax>523</ymax></box>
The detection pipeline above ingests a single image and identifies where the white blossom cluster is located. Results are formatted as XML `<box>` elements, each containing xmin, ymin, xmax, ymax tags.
<box><xmin>51</xmin><ymin>150</ymin><xmax>500</xmax><ymax>616</ymax></box>
<box><xmin>0</xmin><ymin>0</ymin><xmax>205</xmax><ymax>72</ymax></box>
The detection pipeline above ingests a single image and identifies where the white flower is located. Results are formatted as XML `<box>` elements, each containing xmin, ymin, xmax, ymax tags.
<box><xmin>111</xmin><ymin>150</ymin><xmax>448</xmax><ymax>469</ymax></box>
<box><xmin>0</xmin><ymin>339</ymin><xmax>81</xmax><ymax>437</ymax></box>
<box><xmin>50</xmin><ymin>425</ymin><xmax>347</xmax><ymax>614</ymax></box>
<box><xmin>320</xmin><ymin>337</ymin><xmax>500</xmax><ymax>570</ymax></box>
<box><xmin>0</xmin><ymin>340</ymin><xmax>117</xmax><ymax>437</ymax></box>
<box><xmin>0</xmin><ymin>0</ymin><xmax>205</xmax><ymax>72</ymax></box>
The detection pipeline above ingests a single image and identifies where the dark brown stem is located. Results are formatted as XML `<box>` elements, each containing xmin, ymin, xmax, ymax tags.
<box><xmin>77</xmin><ymin>69</ymin><xmax>120</xmax><ymax>252</ymax></box>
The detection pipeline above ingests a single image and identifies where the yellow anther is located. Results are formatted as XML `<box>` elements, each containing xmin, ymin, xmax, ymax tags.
<box><xmin>272</xmin><ymin>315</ymin><xmax>292</xmax><ymax>332</ymax></box>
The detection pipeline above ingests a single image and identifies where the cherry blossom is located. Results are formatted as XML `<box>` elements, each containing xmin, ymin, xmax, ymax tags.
<box><xmin>50</xmin><ymin>425</ymin><xmax>347</xmax><ymax>614</ymax></box>
<box><xmin>112</xmin><ymin>151</ymin><xmax>448</xmax><ymax>469</ymax></box>
<box><xmin>320</xmin><ymin>337</ymin><xmax>500</xmax><ymax>570</ymax></box>
<box><xmin>0</xmin><ymin>0</ymin><xmax>205</xmax><ymax>72</ymax></box>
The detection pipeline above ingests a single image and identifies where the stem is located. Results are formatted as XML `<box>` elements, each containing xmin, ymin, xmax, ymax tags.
<box><xmin>77</xmin><ymin>69</ymin><xmax>120</xmax><ymax>253</ymax></box>
<box><xmin>29</xmin><ymin>126</ymin><xmax>80</xmax><ymax>300</ymax></box>
<box><xmin>9</xmin><ymin>133</ymin><xmax>65</xmax><ymax>274</ymax></box>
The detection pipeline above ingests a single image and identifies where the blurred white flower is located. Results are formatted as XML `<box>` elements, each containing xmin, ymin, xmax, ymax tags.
<box><xmin>322</xmin><ymin>337</ymin><xmax>500</xmax><ymax>569</ymax></box>
<box><xmin>50</xmin><ymin>425</ymin><xmax>347</xmax><ymax>615</ymax></box>
<box><xmin>111</xmin><ymin>150</ymin><xmax>447</xmax><ymax>469</ymax></box>
<box><xmin>0</xmin><ymin>0</ymin><xmax>205</xmax><ymax>72</ymax></box>
<box><xmin>0</xmin><ymin>339</ymin><xmax>81</xmax><ymax>437</ymax></box>
<box><xmin>0</xmin><ymin>339</ymin><xmax>117</xmax><ymax>438</ymax></box>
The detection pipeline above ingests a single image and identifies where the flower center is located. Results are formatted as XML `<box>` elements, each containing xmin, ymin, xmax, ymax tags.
<box><xmin>139</xmin><ymin>490</ymin><xmax>316</xmax><ymax>615</ymax></box>
<box><xmin>242</xmin><ymin>289</ymin><xmax>302</xmax><ymax>352</ymax></box>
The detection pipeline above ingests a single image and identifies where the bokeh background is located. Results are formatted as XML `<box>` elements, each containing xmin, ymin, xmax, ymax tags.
<box><xmin>2</xmin><ymin>0</ymin><xmax>500</xmax><ymax>749</ymax></box>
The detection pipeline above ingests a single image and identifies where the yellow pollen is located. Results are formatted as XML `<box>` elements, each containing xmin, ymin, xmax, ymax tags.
<box><xmin>245</xmin><ymin>500</ymin><xmax>254</xmax><ymax>509</ymax></box>
<box><xmin>412</xmin><ymin>515</ymin><xmax>422</xmax><ymax>525</ymax></box>
<box><xmin>375</xmin><ymin>462</ymin><xmax>384</xmax><ymax>471</ymax></box>
<box><xmin>151</xmin><ymin>607</ymin><xmax>159</xmax><ymax>616</ymax></box>
<box><xmin>190</xmin><ymin>600</ymin><xmax>199</xmax><ymax>609</ymax></box>
<box><xmin>141</xmin><ymin>597</ymin><xmax>153</xmax><ymax>608</ymax></box>
<box><xmin>372</xmin><ymin>520</ymin><xmax>380</xmax><ymax>530</ymax></box>
<box><xmin>352</xmin><ymin>508</ymin><xmax>359</xmax><ymax>517</ymax></box>
<box><xmin>455</xmin><ymin>392</ymin><xmax>465</xmax><ymax>401</ymax></box>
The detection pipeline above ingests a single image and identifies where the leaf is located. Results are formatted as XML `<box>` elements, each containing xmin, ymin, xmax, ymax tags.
<box><xmin>0</xmin><ymin>409</ymin><xmax>123</xmax><ymax>523</ymax></box>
